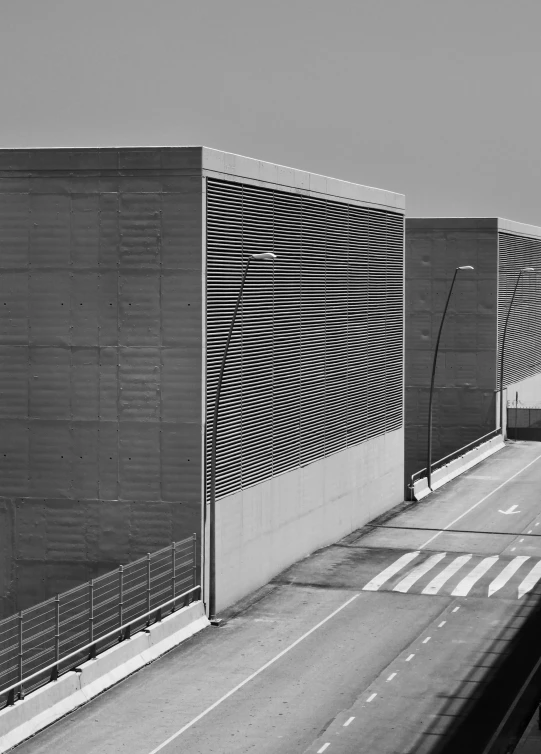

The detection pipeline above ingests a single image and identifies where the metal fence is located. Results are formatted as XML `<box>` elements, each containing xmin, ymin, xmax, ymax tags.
<box><xmin>409</xmin><ymin>428</ymin><xmax>502</xmax><ymax>495</ymax></box>
<box><xmin>0</xmin><ymin>534</ymin><xmax>199</xmax><ymax>707</ymax></box>
<box><xmin>507</xmin><ymin>407</ymin><xmax>541</xmax><ymax>440</ymax></box>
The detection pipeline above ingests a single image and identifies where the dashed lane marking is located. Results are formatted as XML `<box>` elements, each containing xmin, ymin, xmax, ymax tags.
<box><xmin>387</xmin><ymin>673</ymin><xmax>397</xmax><ymax>681</ymax></box>
<box><xmin>422</xmin><ymin>636</ymin><xmax>431</xmax><ymax>643</ymax></box>
<box><xmin>146</xmin><ymin>594</ymin><xmax>360</xmax><ymax>754</ymax></box>
<box><xmin>317</xmin><ymin>744</ymin><xmax>330</xmax><ymax>753</ymax></box>
<box><xmin>438</xmin><ymin>621</ymin><xmax>446</xmax><ymax>627</ymax></box>
<box><xmin>406</xmin><ymin>654</ymin><xmax>415</xmax><ymax>661</ymax></box>
<box><xmin>344</xmin><ymin>717</ymin><xmax>355</xmax><ymax>727</ymax></box>
<box><xmin>453</xmin><ymin>606</ymin><xmax>460</xmax><ymax>612</ymax></box>
<box><xmin>367</xmin><ymin>693</ymin><xmax>377</xmax><ymax>702</ymax></box>
<box><xmin>418</xmin><ymin>450</ymin><xmax>541</xmax><ymax>549</ymax></box>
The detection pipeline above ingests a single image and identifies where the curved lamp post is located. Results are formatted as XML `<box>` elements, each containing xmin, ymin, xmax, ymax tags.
<box><xmin>208</xmin><ymin>251</ymin><xmax>277</xmax><ymax>622</ymax></box>
<box><xmin>426</xmin><ymin>265</ymin><xmax>474</xmax><ymax>490</ymax></box>
<box><xmin>499</xmin><ymin>267</ymin><xmax>534</xmax><ymax>439</ymax></box>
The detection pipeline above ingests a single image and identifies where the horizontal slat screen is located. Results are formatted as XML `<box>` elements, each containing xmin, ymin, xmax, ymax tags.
<box><xmin>498</xmin><ymin>232</ymin><xmax>541</xmax><ymax>388</ymax></box>
<box><xmin>206</xmin><ymin>178</ymin><xmax>404</xmax><ymax>500</ymax></box>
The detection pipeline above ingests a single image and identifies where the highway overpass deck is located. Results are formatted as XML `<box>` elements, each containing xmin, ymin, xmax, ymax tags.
<box><xmin>12</xmin><ymin>441</ymin><xmax>541</xmax><ymax>754</ymax></box>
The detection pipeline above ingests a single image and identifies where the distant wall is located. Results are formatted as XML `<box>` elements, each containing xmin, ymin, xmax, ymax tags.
<box><xmin>0</xmin><ymin>149</ymin><xmax>203</xmax><ymax>616</ymax></box>
<box><xmin>405</xmin><ymin>220</ymin><xmax>498</xmax><ymax>485</ymax></box>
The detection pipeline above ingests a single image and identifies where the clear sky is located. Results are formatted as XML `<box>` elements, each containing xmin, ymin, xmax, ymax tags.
<box><xmin>1</xmin><ymin>0</ymin><xmax>540</xmax><ymax>222</ymax></box>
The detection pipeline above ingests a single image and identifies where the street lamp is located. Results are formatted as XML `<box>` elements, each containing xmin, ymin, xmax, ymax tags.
<box><xmin>498</xmin><ymin>267</ymin><xmax>535</xmax><ymax>439</ymax></box>
<box><xmin>208</xmin><ymin>251</ymin><xmax>277</xmax><ymax>622</ymax></box>
<box><xmin>426</xmin><ymin>265</ymin><xmax>474</xmax><ymax>491</ymax></box>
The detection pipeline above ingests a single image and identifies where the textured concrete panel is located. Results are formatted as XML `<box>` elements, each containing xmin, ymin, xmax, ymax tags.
<box><xmin>0</xmin><ymin>346</ymin><xmax>28</xmax><ymax>418</ymax></box>
<box><xmin>70</xmin><ymin>194</ymin><xmax>100</xmax><ymax>267</ymax></box>
<box><xmin>0</xmin><ymin>151</ymin><xmax>204</xmax><ymax>615</ymax></box>
<box><xmin>0</xmin><ymin>272</ymin><xmax>29</xmax><ymax>344</ymax></box>
<box><xmin>405</xmin><ymin>221</ymin><xmax>499</xmax><ymax>485</ymax></box>
<box><xmin>0</xmin><ymin>194</ymin><xmax>30</xmax><ymax>268</ymax></box>
<box><xmin>215</xmin><ymin>428</ymin><xmax>404</xmax><ymax>612</ymax></box>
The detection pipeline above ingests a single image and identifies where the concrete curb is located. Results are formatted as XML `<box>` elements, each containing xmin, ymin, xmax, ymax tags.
<box><xmin>0</xmin><ymin>601</ymin><xmax>209</xmax><ymax>753</ymax></box>
<box><xmin>413</xmin><ymin>435</ymin><xmax>506</xmax><ymax>501</ymax></box>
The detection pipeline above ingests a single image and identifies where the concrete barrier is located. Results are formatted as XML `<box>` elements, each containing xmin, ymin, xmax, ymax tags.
<box><xmin>412</xmin><ymin>435</ymin><xmax>506</xmax><ymax>501</ymax></box>
<box><xmin>0</xmin><ymin>601</ymin><xmax>209</xmax><ymax>753</ymax></box>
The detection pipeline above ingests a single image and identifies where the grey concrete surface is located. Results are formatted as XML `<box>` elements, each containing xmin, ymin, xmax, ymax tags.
<box><xmin>12</xmin><ymin>441</ymin><xmax>541</xmax><ymax>754</ymax></box>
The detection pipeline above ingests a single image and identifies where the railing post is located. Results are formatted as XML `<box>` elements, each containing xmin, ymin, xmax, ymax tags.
<box><xmin>9</xmin><ymin>612</ymin><xmax>24</xmax><ymax>704</ymax></box>
<box><xmin>192</xmin><ymin>532</ymin><xmax>197</xmax><ymax>601</ymax></box>
<box><xmin>118</xmin><ymin>565</ymin><xmax>124</xmax><ymax>641</ymax></box>
<box><xmin>88</xmin><ymin>579</ymin><xmax>96</xmax><ymax>659</ymax></box>
<box><xmin>50</xmin><ymin>595</ymin><xmax>60</xmax><ymax>681</ymax></box>
<box><xmin>146</xmin><ymin>553</ymin><xmax>151</xmax><ymax>625</ymax></box>
<box><xmin>171</xmin><ymin>542</ymin><xmax>176</xmax><ymax>612</ymax></box>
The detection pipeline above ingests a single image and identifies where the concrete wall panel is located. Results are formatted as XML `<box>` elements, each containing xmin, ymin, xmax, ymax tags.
<box><xmin>215</xmin><ymin>428</ymin><xmax>403</xmax><ymax>612</ymax></box>
<box><xmin>0</xmin><ymin>149</ymin><xmax>204</xmax><ymax>616</ymax></box>
<box><xmin>405</xmin><ymin>221</ymin><xmax>498</xmax><ymax>484</ymax></box>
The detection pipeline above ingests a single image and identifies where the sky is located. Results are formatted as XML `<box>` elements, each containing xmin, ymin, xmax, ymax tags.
<box><xmin>1</xmin><ymin>0</ymin><xmax>541</xmax><ymax>222</ymax></box>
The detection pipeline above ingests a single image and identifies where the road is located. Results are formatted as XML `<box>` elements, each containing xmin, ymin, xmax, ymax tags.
<box><xmin>13</xmin><ymin>441</ymin><xmax>541</xmax><ymax>754</ymax></box>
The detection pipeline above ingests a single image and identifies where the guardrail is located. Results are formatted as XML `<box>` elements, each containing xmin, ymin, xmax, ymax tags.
<box><xmin>0</xmin><ymin>534</ymin><xmax>199</xmax><ymax>707</ymax></box>
<box><xmin>410</xmin><ymin>428</ymin><xmax>502</xmax><ymax>490</ymax></box>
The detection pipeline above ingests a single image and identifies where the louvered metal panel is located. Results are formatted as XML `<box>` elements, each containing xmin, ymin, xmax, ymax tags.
<box><xmin>498</xmin><ymin>232</ymin><xmax>541</xmax><ymax>388</ymax></box>
<box><xmin>206</xmin><ymin>179</ymin><xmax>403</xmax><ymax>500</ymax></box>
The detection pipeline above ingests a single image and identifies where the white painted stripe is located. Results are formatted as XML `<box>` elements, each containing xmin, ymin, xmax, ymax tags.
<box><xmin>438</xmin><ymin>621</ymin><xmax>446</xmax><ymax>628</ymax></box>
<box><xmin>363</xmin><ymin>551</ymin><xmax>420</xmax><ymax>591</ymax></box>
<box><xmin>318</xmin><ymin>745</ymin><xmax>330</xmax><ymax>753</ymax></box>
<box><xmin>488</xmin><ymin>556</ymin><xmax>530</xmax><ymax>596</ymax></box>
<box><xmin>511</xmin><ymin>548</ymin><xmax>516</xmax><ymax>551</ymax></box>
<box><xmin>406</xmin><ymin>653</ymin><xmax>415</xmax><ymax>661</ymax></box>
<box><xmin>519</xmin><ymin>539</ymin><xmax>524</xmax><ymax>542</ymax></box>
<box><xmin>419</xmin><ymin>451</ymin><xmax>541</xmax><ymax>549</ymax></box>
<box><xmin>344</xmin><ymin>717</ymin><xmax>355</xmax><ymax>727</ymax></box>
<box><xmin>367</xmin><ymin>693</ymin><xmax>377</xmax><ymax>702</ymax></box>
<box><xmin>536</xmin><ymin>523</ymin><xmax>539</xmax><ymax>526</ymax></box>
<box><xmin>518</xmin><ymin>561</ymin><xmax>541</xmax><ymax>599</ymax></box>
<box><xmin>387</xmin><ymin>673</ymin><xmax>397</xmax><ymax>681</ymax></box>
<box><xmin>393</xmin><ymin>553</ymin><xmax>447</xmax><ymax>593</ymax></box>
<box><xmin>452</xmin><ymin>606</ymin><xmax>460</xmax><ymax>612</ymax></box>
<box><xmin>146</xmin><ymin>593</ymin><xmax>360</xmax><ymax>754</ymax></box>
<box><xmin>422</xmin><ymin>554</ymin><xmax>472</xmax><ymax>594</ymax></box>
<box><xmin>451</xmin><ymin>556</ymin><xmax>499</xmax><ymax>596</ymax></box>
<box><xmin>423</xmin><ymin>636</ymin><xmax>431</xmax><ymax>643</ymax></box>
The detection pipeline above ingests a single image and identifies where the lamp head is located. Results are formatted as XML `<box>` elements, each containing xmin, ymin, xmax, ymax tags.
<box><xmin>458</xmin><ymin>265</ymin><xmax>474</xmax><ymax>270</ymax></box>
<box><xmin>521</xmin><ymin>267</ymin><xmax>535</xmax><ymax>272</ymax></box>
<box><xmin>251</xmin><ymin>252</ymin><xmax>277</xmax><ymax>262</ymax></box>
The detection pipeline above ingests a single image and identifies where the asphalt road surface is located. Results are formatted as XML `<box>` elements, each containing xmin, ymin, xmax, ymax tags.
<box><xmin>13</xmin><ymin>441</ymin><xmax>541</xmax><ymax>754</ymax></box>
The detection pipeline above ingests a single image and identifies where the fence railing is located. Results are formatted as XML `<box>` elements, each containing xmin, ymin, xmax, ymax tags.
<box><xmin>0</xmin><ymin>534</ymin><xmax>199</xmax><ymax>707</ymax></box>
<box><xmin>507</xmin><ymin>406</ymin><xmax>541</xmax><ymax>440</ymax></box>
<box><xmin>410</xmin><ymin>428</ymin><xmax>502</xmax><ymax>489</ymax></box>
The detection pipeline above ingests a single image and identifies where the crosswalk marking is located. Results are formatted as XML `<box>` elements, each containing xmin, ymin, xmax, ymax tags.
<box><xmin>393</xmin><ymin>553</ymin><xmax>447</xmax><ymax>593</ymax></box>
<box><xmin>422</xmin><ymin>554</ymin><xmax>472</xmax><ymax>595</ymax></box>
<box><xmin>451</xmin><ymin>556</ymin><xmax>499</xmax><ymax>596</ymax></box>
<box><xmin>362</xmin><ymin>551</ymin><xmax>420</xmax><ymax>591</ymax></box>
<box><xmin>488</xmin><ymin>556</ymin><xmax>530</xmax><ymax>596</ymax></box>
<box><xmin>518</xmin><ymin>561</ymin><xmax>541</xmax><ymax>599</ymax></box>
<box><xmin>363</xmin><ymin>551</ymin><xmax>541</xmax><ymax>598</ymax></box>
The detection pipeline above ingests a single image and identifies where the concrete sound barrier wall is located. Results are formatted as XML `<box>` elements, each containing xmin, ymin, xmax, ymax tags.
<box><xmin>214</xmin><ymin>428</ymin><xmax>404</xmax><ymax>612</ymax></box>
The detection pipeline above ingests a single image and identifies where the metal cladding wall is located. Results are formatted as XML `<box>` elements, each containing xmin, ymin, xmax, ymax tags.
<box><xmin>205</xmin><ymin>178</ymin><xmax>404</xmax><ymax>501</ymax></box>
<box><xmin>405</xmin><ymin>219</ymin><xmax>498</xmax><ymax>486</ymax></box>
<box><xmin>498</xmin><ymin>231</ymin><xmax>541</xmax><ymax>388</ymax></box>
<box><xmin>0</xmin><ymin>148</ymin><xmax>203</xmax><ymax>616</ymax></box>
